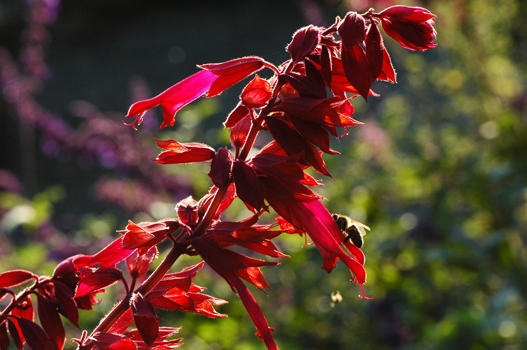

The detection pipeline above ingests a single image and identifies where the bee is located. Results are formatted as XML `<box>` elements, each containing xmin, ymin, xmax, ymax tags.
<box><xmin>332</xmin><ymin>213</ymin><xmax>370</xmax><ymax>248</ymax></box>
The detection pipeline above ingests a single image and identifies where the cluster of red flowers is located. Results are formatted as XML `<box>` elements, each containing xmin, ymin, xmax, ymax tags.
<box><xmin>0</xmin><ymin>6</ymin><xmax>437</xmax><ymax>350</ymax></box>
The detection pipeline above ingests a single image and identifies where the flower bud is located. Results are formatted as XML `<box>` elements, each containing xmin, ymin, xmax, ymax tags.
<box><xmin>378</xmin><ymin>6</ymin><xmax>437</xmax><ymax>51</ymax></box>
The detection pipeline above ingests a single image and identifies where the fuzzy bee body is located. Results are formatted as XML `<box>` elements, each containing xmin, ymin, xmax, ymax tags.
<box><xmin>332</xmin><ymin>213</ymin><xmax>370</xmax><ymax>248</ymax></box>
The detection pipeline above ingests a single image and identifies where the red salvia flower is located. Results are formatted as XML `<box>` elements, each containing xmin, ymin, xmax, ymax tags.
<box><xmin>125</xmin><ymin>56</ymin><xmax>272</xmax><ymax>130</ymax></box>
<box><xmin>73</xmin><ymin>237</ymin><xmax>134</xmax><ymax>269</ymax></box>
<box><xmin>155</xmin><ymin>139</ymin><xmax>216</xmax><ymax>165</ymax></box>
<box><xmin>378</xmin><ymin>6</ymin><xmax>437</xmax><ymax>51</ymax></box>
<box><xmin>119</xmin><ymin>218</ymin><xmax>181</xmax><ymax>252</ymax></box>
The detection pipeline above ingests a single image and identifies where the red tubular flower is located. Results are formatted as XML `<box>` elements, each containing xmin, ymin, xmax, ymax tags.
<box><xmin>378</xmin><ymin>6</ymin><xmax>437</xmax><ymax>51</ymax></box>
<box><xmin>199</xmin><ymin>56</ymin><xmax>267</xmax><ymax>97</ymax></box>
<box><xmin>73</xmin><ymin>237</ymin><xmax>134</xmax><ymax>269</ymax></box>
<box><xmin>125</xmin><ymin>57</ymin><xmax>268</xmax><ymax>129</ymax></box>
<box><xmin>245</xmin><ymin>144</ymin><xmax>367</xmax><ymax>293</ymax></box>
<box><xmin>155</xmin><ymin>139</ymin><xmax>216</xmax><ymax>164</ymax></box>
<box><xmin>276</xmin><ymin>200</ymin><xmax>364</xmax><ymax>280</ymax></box>
<box><xmin>125</xmin><ymin>70</ymin><xmax>218</xmax><ymax>129</ymax></box>
<box><xmin>119</xmin><ymin>218</ymin><xmax>181</xmax><ymax>252</ymax></box>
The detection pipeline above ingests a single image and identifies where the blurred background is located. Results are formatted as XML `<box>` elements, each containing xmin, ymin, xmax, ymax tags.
<box><xmin>1</xmin><ymin>0</ymin><xmax>526</xmax><ymax>349</ymax></box>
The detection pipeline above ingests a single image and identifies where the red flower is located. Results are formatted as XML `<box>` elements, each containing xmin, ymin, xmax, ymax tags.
<box><xmin>378</xmin><ymin>6</ymin><xmax>437</xmax><ymax>51</ymax></box>
<box><xmin>119</xmin><ymin>219</ymin><xmax>181</xmax><ymax>252</ymax></box>
<box><xmin>73</xmin><ymin>237</ymin><xmax>134</xmax><ymax>268</ymax></box>
<box><xmin>126</xmin><ymin>246</ymin><xmax>158</xmax><ymax>279</ymax></box>
<box><xmin>125</xmin><ymin>70</ymin><xmax>217</xmax><ymax>130</ymax></box>
<box><xmin>125</xmin><ymin>57</ymin><xmax>268</xmax><ymax>129</ymax></box>
<box><xmin>155</xmin><ymin>139</ymin><xmax>216</xmax><ymax>165</ymax></box>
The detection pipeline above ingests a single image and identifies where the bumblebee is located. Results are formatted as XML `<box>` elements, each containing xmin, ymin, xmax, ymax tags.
<box><xmin>332</xmin><ymin>213</ymin><xmax>370</xmax><ymax>248</ymax></box>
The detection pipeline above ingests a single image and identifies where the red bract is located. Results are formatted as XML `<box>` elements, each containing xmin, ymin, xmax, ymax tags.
<box><xmin>37</xmin><ymin>293</ymin><xmax>66</xmax><ymax>349</ymax></box>
<box><xmin>75</xmin><ymin>267</ymin><xmax>122</xmax><ymax>301</ymax></box>
<box><xmin>131</xmin><ymin>293</ymin><xmax>159</xmax><ymax>346</ymax></box>
<box><xmin>9</xmin><ymin>316</ymin><xmax>55</xmax><ymax>350</ymax></box>
<box><xmin>224</xmin><ymin>104</ymin><xmax>250</xmax><ymax>128</ymax></box>
<box><xmin>209</xmin><ymin>147</ymin><xmax>234</xmax><ymax>188</ymax></box>
<box><xmin>338</xmin><ymin>12</ymin><xmax>367</xmax><ymax>49</ymax></box>
<box><xmin>378</xmin><ymin>6</ymin><xmax>437</xmax><ymax>51</ymax></box>
<box><xmin>287</xmin><ymin>25</ymin><xmax>321</xmax><ymax>62</ymax></box>
<box><xmin>147</xmin><ymin>262</ymin><xmax>227</xmax><ymax>318</ymax></box>
<box><xmin>229</xmin><ymin>113</ymin><xmax>251</xmax><ymax>151</ymax></box>
<box><xmin>241</xmin><ymin>75</ymin><xmax>272</xmax><ymax>108</ymax></box>
<box><xmin>175</xmin><ymin>196</ymin><xmax>199</xmax><ymax>227</ymax></box>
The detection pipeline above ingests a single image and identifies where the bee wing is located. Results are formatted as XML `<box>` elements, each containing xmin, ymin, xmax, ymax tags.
<box><xmin>349</xmin><ymin>218</ymin><xmax>370</xmax><ymax>237</ymax></box>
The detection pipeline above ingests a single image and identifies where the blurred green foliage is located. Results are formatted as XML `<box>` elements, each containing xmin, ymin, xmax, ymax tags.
<box><xmin>1</xmin><ymin>0</ymin><xmax>526</xmax><ymax>349</ymax></box>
